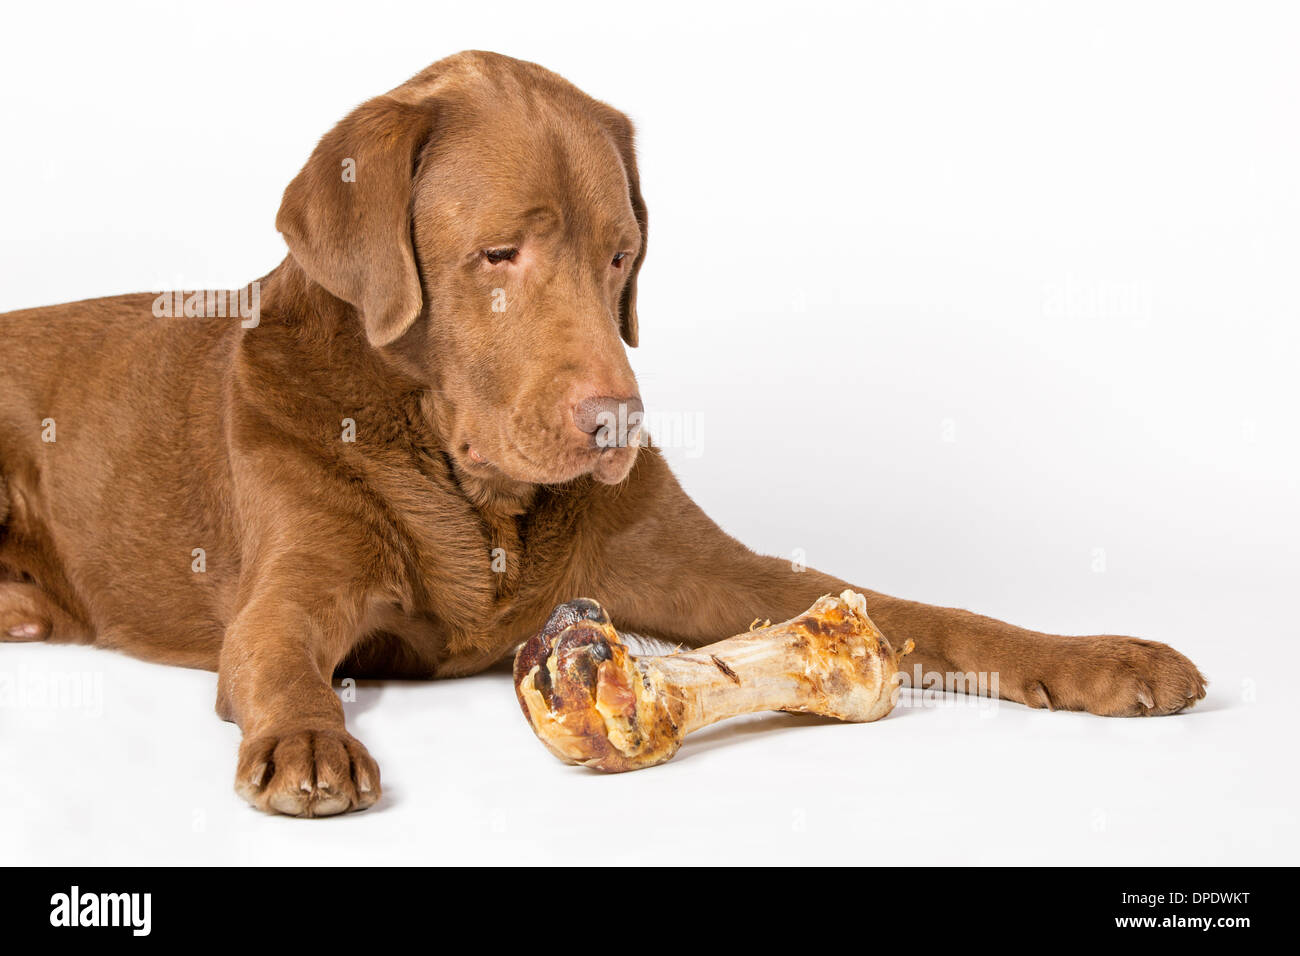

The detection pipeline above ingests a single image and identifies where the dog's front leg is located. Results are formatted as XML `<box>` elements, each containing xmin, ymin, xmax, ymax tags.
<box><xmin>216</xmin><ymin>568</ymin><xmax>381</xmax><ymax>817</ymax></box>
<box><xmin>587</xmin><ymin>451</ymin><xmax>1206</xmax><ymax>716</ymax></box>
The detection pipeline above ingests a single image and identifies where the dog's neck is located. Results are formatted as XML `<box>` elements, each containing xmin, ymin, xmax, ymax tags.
<box><xmin>255</xmin><ymin>255</ymin><xmax>356</xmax><ymax>333</ymax></box>
<box><xmin>254</xmin><ymin>255</ymin><xmax>542</xmax><ymax>524</ymax></box>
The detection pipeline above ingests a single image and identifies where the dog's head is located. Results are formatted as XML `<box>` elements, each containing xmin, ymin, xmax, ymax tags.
<box><xmin>276</xmin><ymin>51</ymin><xmax>647</xmax><ymax>487</ymax></box>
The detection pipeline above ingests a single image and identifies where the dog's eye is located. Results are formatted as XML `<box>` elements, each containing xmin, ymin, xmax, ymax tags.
<box><xmin>484</xmin><ymin>248</ymin><xmax>518</xmax><ymax>264</ymax></box>
<box><xmin>611</xmin><ymin>252</ymin><xmax>628</xmax><ymax>267</ymax></box>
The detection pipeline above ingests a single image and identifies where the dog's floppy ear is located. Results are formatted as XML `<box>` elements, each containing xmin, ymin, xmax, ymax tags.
<box><xmin>619</xmin><ymin>160</ymin><xmax>647</xmax><ymax>348</ymax></box>
<box><xmin>597</xmin><ymin>108</ymin><xmax>647</xmax><ymax>348</ymax></box>
<box><xmin>276</xmin><ymin>96</ymin><xmax>436</xmax><ymax>348</ymax></box>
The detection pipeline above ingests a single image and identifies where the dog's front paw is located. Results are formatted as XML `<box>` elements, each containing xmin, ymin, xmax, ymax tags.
<box><xmin>1019</xmin><ymin>636</ymin><xmax>1207</xmax><ymax>716</ymax></box>
<box><xmin>235</xmin><ymin>728</ymin><xmax>380</xmax><ymax>817</ymax></box>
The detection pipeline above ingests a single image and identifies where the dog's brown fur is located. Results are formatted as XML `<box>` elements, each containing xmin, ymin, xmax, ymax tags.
<box><xmin>0</xmin><ymin>51</ymin><xmax>1206</xmax><ymax>816</ymax></box>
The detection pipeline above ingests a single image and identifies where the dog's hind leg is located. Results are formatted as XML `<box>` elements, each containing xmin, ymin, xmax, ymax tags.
<box><xmin>0</xmin><ymin>580</ymin><xmax>61</xmax><ymax>641</ymax></box>
<box><xmin>0</xmin><ymin>536</ymin><xmax>93</xmax><ymax>643</ymax></box>
<box><xmin>0</xmin><ymin>480</ymin><xmax>87</xmax><ymax>643</ymax></box>
<box><xmin>0</xmin><ymin>567</ymin><xmax>90</xmax><ymax>643</ymax></box>
<box><xmin>0</xmin><ymin>480</ymin><xmax>45</xmax><ymax>639</ymax></box>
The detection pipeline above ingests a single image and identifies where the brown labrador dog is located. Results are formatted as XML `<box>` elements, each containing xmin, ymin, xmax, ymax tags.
<box><xmin>0</xmin><ymin>51</ymin><xmax>1205</xmax><ymax>816</ymax></box>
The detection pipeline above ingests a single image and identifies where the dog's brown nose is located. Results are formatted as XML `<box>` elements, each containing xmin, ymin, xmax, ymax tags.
<box><xmin>572</xmin><ymin>394</ymin><xmax>644</xmax><ymax>447</ymax></box>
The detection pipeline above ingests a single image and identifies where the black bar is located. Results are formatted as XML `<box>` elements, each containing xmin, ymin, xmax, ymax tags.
<box><xmin>0</xmin><ymin>866</ymin><xmax>1288</xmax><ymax>942</ymax></box>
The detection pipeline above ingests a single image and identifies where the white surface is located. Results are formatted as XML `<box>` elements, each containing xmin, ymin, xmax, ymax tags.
<box><xmin>2</xmin><ymin>1</ymin><xmax>1297</xmax><ymax>865</ymax></box>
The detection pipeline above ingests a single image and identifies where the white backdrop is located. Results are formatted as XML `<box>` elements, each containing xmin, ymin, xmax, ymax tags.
<box><xmin>1</xmin><ymin>0</ymin><xmax>1297</xmax><ymax>865</ymax></box>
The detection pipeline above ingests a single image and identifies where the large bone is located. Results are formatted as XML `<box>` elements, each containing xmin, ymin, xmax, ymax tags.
<box><xmin>513</xmin><ymin>591</ymin><xmax>912</xmax><ymax>772</ymax></box>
